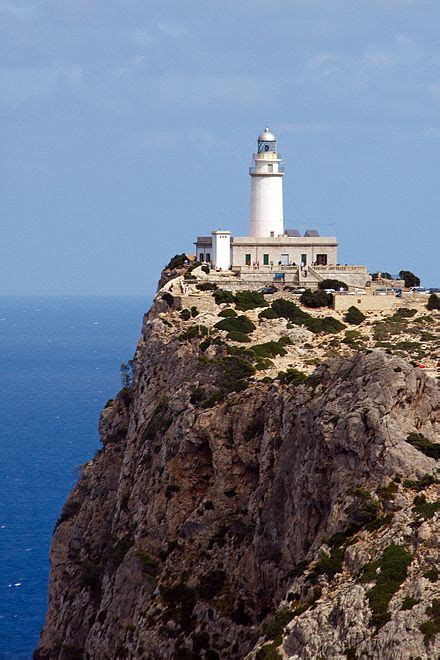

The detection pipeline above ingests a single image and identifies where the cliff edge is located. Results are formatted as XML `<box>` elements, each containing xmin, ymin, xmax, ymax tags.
<box><xmin>36</xmin><ymin>270</ymin><xmax>440</xmax><ymax>659</ymax></box>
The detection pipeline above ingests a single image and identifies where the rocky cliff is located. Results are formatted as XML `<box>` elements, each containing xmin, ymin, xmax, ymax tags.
<box><xmin>36</xmin><ymin>272</ymin><xmax>440</xmax><ymax>659</ymax></box>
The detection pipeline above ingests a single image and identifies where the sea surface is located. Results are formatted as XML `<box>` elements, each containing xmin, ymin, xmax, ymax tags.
<box><xmin>0</xmin><ymin>295</ymin><xmax>150</xmax><ymax>659</ymax></box>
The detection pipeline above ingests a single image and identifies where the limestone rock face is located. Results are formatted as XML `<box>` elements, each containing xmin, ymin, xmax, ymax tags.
<box><xmin>35</xmin><ymin>292</ymin><xmax>440</xmax><ymax>660</ymax></box>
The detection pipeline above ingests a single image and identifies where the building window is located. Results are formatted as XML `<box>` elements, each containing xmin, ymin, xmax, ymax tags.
<box><xmin>199</xmin><ymin>253</ymin><xmax>205</xmax><ymax>262</ymax></box>
<box><xmin>301</xmin><ymin>253</ymin><xmax>307</xmax><ymax>266</ymax></box>
<box><xmin>268</xmin><ymin>164</ymin><xmax>273</xmax><ymax>173</ymax></box>
<box><xmin>206</xmin><ymin>253</ymin><xmax>211</xmax><ymax>263</ymax></box>
<box><xmin>316</xmin><ymin>254</ymin><xmax>327</xmax><ymax>266</ymax></box>
<box><xmin>245</xmin><ymin>253</ymin><xmax>251</xmax><ymax>266</ymax></box>
<box><xmin>263</xmin><ymin>253</ymin><xmax>269</xmax><ymax>266</ymax></box>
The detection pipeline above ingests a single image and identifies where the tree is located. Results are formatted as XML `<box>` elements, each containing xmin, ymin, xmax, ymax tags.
<box><xmin>345</xmin><ymin>306</ymin><xmax>366</xmax><ymax>325</ymax></box>
<box><xmin>300</xmin><ymin>289</ymin><xmax>333</xmax><ymax>308</ymax></box>
<box><xmin>318</xmin><ymin>279</ymin><xmax>348</xmax><ymax>291</ymax></box>
<box><xmin>399</xmin><ymin>270</ymin><xmax>420</xmax><ymax>288</ymax></box>
<box><xmin>166</xmin><ymin>253</ymin><xmax>188</xmax><ymax>270</ymax></box>
<box><xmin>427</xmin><ymin>294</ymin><xmax>440</xmax><ymax>311</ymax></box>
<box><xmin>371</xmin><ymin>272</ymin><xmax>392</xmax><ymax>281</ymax></box>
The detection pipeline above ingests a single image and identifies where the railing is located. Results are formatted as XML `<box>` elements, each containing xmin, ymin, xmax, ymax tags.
<box><xmin>249</xmin><ymin>166</ymin><xmax>284</xmax><ymax>175</ymax></box>
<box><xmin>311</xmin><ymin>265</ymin><xmax>368</xmax><ymax>272</ymax></box>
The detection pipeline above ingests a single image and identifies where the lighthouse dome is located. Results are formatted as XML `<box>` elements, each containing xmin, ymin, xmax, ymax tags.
<box><xmin>258</xmin><ymin>126</ymin><xmax>276</xmax><ymax>142</ymax></box>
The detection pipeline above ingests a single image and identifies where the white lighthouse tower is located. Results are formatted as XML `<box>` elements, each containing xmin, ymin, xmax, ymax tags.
<box><xmin>249</xmin><ymin>126</ymin><xmax>284</xmax><ymax>237</ymax></box>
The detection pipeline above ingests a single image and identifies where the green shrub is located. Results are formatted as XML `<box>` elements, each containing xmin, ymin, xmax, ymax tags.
<box><xmin>249</xmin><ymin>341</ymin><xmax>287</xmax><ymax>359</ymax></box>
<box><xmin>278</xmin><ymin>336</ymin><xmax>293</xmax><ymax>346</ymax></box>
<box><xmin>196</xmin><ymin>282</ymin><xmax>218</xmax><ymax>291</ymax></box>
<box><xmin>235</xmin><ymin>290</ymin><xmax>268</xmax><ymax>311</ymax></box>
<box><xmin>161</xmin><ymin>292</ymin><xmax>174</xmax><ymax>307</ymax></box>
<box><xmin>405</xmin><ymin>432</ymin><xmax>440</xmax><ymax>460</ymax></box>
<box><xmin>218</xmin><ymin>308</ymin><xmax>237</xmax><ymax>318</ymax></box>
<box><xmin>178</xmin><ymin>325</ymin><xmax>209</xmax><ymax>341</ymax></box>
<box><xmin>213</xmin><ymin>289</ymin><xmax>235</xmax><ymax>304</ymax></box>
<box><xmin>345</xmin><ymin>306</ymin><xmax>366</xmax><ymax>325</ymax></box>
<box><xmin>419</xmin><ymin>599</ymin><xmax>440</xmax><ymax>643</ymax></box>
<box><xmin>263</xmin><ymin>608</ymin><xmax>296</xmax><ymax>641</ymax></box>
<box><xmin>318</xmin><ymin>279</ymin><xmax>348</xmax><ymax>291</ymax></box>
<box><xmin>403</xmin><ymin>474</ymin><xmax>437</xmax><ymax>491</ymax></box>
<box><xmin>166</xmin><ymin>253</ymin><xmax>187</xmax><ymax>270</ymax></box>
<box><xmin>392</xmin><ymin>307</ymin><xmax>417</xmax><ymax>319</ymax></box>
<box><xmin>200</xmin><ymin>390</ymin><xmax>225</xmax><ymax>408</ymax></box>
<box><xmin>191</xmin><ymin>306</ymin><xmax>199</xmax><ymax>317</ymax></box>
<box><xmin>372</xmin><ymin>271</ymin><xmax>392</xmax><ymax>281</ymax></box>
<box><xmin>190</xmin><ymin>387</ymin><xmax>205</xmax><ymax>404</ymax></box>
<box><xmin>214</xmin><ymin>315</ymin><xmax>256</xmax><ymax>334</ymax></box>
<box><xmin>401</xmin><ymin>596</ymin><xmax>421</xmax><ymax>610</ymax></box>
<box><xmin>427</xmin><ymin>294</ymin><xmax>440</xmax><ymax>311</ymax></box>
<box><xmin>180</xmin><ymin>309</ymin><xmax>191</xmax><ymax>321</ymax></box>
<box><xmin>218</xmin><ymin>356</ymin><xmax>256</xmax><ymax>391</ymax></box>
<box><xmin>314</xmin><ymin>547</ymin><xmax>344</xmax><ymax>579</ymax></box>
<box><xmin>412</xmin><ymin>495</ymin><xmax>440</xmax><ymax>520</ymax></box>
<box><xmin>278</xmin><ymin>368</ymin><xmax>308</xmax><ymax>385</ymax></box>
<box><xmin>137</xmin><ymin>551</ymin><xmax>158</xmax><ymax>576</ymax></box>
<box><xmin>423</xmin><ymin>568</ymin><xmax>439</xmax><ymax>582</ymax></box>
<box><xmin>365</xmin><ymin>544</ymin><xmax>413</xmax><ymax>628</ymax></box>
<box><xmin>300</xmin><ymin>289</ymin><xmax>332</xmax><ymax>308</ymax></box>
<box><xmin>259</xmin><ymin>307</ymin><xmax>279</xmax><ymax>319</ymax></box>
<box><xmin>271</xmin><ymin>298</ymin><xmax>344</xmax><ymax>334</ymax></box>
<box><xmin>227</xmin><ymin>331</ymin><xmax>251</xmax><ymax>343</ymax></box>
<box><xmin>111</xmin><ymin>534</ymin><xmax>133</xmax><ymax>563</ymax></box>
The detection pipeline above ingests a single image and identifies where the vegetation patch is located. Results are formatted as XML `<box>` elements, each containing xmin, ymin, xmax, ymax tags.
<box><xmin>196</xmin><ymin>281</ymin><xmax>218</xmax><ymax>291</ymax></box>
<box><xmin>405</xmin><ymin>432</ymin><xmax>440</xmax><ymax>460</ymax></box>
<box><xmin>419</xmin><ymin>599</ymin><xmax>440</xmax><ymax>644</ymax></box>
<box><xmin>166</xmin><ymin>253</ymin><xmax>188</xmax><ymax>270</ymax></box>
<box><xmin>257</xmin><ymin>605</ymin><xmax>309</xmax><ymax>659</ymax></box>
<box><xmin>401</xmin><ymin>596</ymin><xmax>421</xmax><ymax>610</ymax></box>
<box><xmin>403</xmin><ymin>474</ymin><xmax>437</xmax><ymax>491</ymax></box>
<box><xmin>318</xmin><ymin>279</ymin><xmax>348</xmax><ymax>291</ymax></box>
<box><xmin>227</xmin><ymin>331</ymin><xmax>251</xmax><ymax>343</ymax></box>
<box><xmin>178</xmin><ymin>324</ymin><xmax>209</xmax><ymax>341</ymax></box>
<box><xmin>235</xmin><ymin>290</ymin><xmax>268</xmax><ymax>311</ymax></box>
<box><xmin>427</xmin><ymin>293</ymin><xmax>440</xmax><ymax>311</ymax></box>
<box><xmin>214</xmin><ymin>315</ymin><xmax>256</xmax><ymax>335</ymax></box>
<box><xmin>161</xmin><ymin>292</ymin><xmax>174</xmax><ymax>307</ymax></box>
<box><xmin>142</xmin><ymin>397</ymin><xmax>171</xmax><ymax>443</ymax></box>
<box><xmin>218</xmin><ymin>308</ymin><xmax>237</xmax><ymax>318</ymax></box>
<box><xmin>249</xmin><ymin>341</ymin><xmax>288</xmax><ymax>360</ymax></box>
<box><xmin>345</xmin><ymin>306</ymin><xmax>366</xmax><ymax>325</ymax></box>
<box><xmin>180</xmin><ymin>309</ymin><xmax>191</xmax><ymax>321</ymax></box>
<box><xmin>423</xmin><ymin>568</ymin><xmax>439</xmax><ymax>582</ymax></box>
<box><xmin>300</xmin><ymin>289</ymin><xmax>332</xmax><ymax>308</ymax></box>
<box><xmin>259</xmin><ymin>307</ymin><xmax>279</xmax><ymax>320</ymax></box>
<box><xmin>136</xmin><ymin>551</ymin><xmax>158</xmax><ymax>577</ymax></box>
<box><xmin>412</xmin><ymin>494</ymin><xmax>440</xmax><ymax>520</ymax></box>
<box><xmin>111</xmin><ymin>533</ymin><xmax>133</xmax><ymax>564</ymax></box>
<box><xmin>278</xmin><ymin>368</ymin><xmax>308</xmax><ymax>385</ymax></box>
<box><xmin>213</xmin><ymin>289</ymin><xmax>235</xmax><ymax>305</ymax></box>
<box><xmin>362</xmin><ymin>544</ymin><xmax>413</xmax><ymax>628</ymax></box>
<box><xmin>313</xmin><ymin>547</ymin><xmax>344</xmax><ymax>580</ymax></box>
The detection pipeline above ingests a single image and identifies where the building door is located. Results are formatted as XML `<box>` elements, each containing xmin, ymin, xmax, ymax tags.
<box><xmin>281</xmin><ymin>254</ymin><xmax>289</xmax><ymax>265</ymax></box>
<box><xmin>301</xmin><ymin>254</ymin><xmax>307</xmax><ymax>266</ymax></box>
<box><xmin>316</xmin><ymin>254</ymin><xmax>327</xmax><ymax>265</ymax></box>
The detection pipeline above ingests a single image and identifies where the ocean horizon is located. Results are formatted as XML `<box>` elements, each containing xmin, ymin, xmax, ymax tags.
<box><xmin>0</xmin><ymin>295</ymin><xmax>150</xmax><ymax>658</ymax></box>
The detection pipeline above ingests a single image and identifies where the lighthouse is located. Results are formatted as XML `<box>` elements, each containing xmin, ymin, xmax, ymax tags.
<box><xmin>249</xmin><ymin>126</ymin><xmax>284</xmax><ymax>238</ymax></box>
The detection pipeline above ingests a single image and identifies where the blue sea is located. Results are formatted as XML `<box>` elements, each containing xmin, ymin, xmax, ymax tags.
<box><xmin>0</xmin><ymin>296</ymin><xmax>150</xmax><ymax>659</ymax></box>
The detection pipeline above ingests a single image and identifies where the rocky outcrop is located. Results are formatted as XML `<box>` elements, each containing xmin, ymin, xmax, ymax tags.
<box><xmin>35</xmin><ymin>287</ymin><xmax>440</xmax><ymax>659</ymax></box>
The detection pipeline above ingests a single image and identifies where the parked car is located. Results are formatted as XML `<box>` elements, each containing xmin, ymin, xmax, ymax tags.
<box><xmin>258</xmin><ymin>286</ymin><xmax>278</xmax><ymax>294</ymax></box>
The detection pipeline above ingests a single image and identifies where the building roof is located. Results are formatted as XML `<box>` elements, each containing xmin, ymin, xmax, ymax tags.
<box><xmin>195</xmin><ymin>236</ymin><xmax>213</xmax><ymax>245</ymax></box>
<box><xmin>304</xmin><ymin>229</ymin><xmax>320</xmax><ymax>237</ymax></box>
<box><xmin>285</xmin><ymin>228</ymin><xmax>301</xmax><ymax>237</ymax></box>
<box><xmin>258</xmin><ymin>126</ymin><xmax>276</xmax><ymax>142</ymax></box>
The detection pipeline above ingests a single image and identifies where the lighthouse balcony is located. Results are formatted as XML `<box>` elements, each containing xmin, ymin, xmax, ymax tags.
<box><xmin>249</xmin><ymin>165</ymin><xmax>284</xmax><ymax>175</ymax></box>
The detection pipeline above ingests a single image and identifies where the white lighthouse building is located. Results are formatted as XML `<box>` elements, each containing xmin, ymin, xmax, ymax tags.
<box><xmin>192</xmin><ymin>126</ymin><xmax>375</xmax><ymax>289</ymax></box>
<box><xmin>249</xmin><ymin>127</ymin><xmax>284</xmax><ymax>238</ymax></box>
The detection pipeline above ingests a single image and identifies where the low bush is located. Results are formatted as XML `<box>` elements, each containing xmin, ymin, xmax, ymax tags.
<box><xmin>218</xmin><ymin>308</ymin><xmax>237</xmax><ymax>318</ymax></box>
<box><xmin>227</xmin><ymin>331</ymin><xmax>251</xmax><ymax>343</ymax></box>
<box><xmin>345</xmin><ymin>306</ymin><xmax>366</xmax><ymax>325</ymax></box>
<box><xmin>196</xmin><ymin>282</ymin><xmax>218</xmax><ymax>291</ymax></box>
<box><xmin>215</xmin><ymin>315</ymin><xmax>256</xmax><ymax>335</ymax></box>
<box><xmin>405</xmin><ymin>432</ymin><xmax>440</xmax><ymax>460</ymax></box>
<box><xmin>300</xmin><ymin>289</ymin><xmax>333</xmax><ymax>308</ymax></box>
<box><xmin>364</xmin><ymin>544</ymin><xmax>413</xmax><ymax>628</ymax></box>
<box><xmin>318</xmin><ymin>279</ymin><xmax>348</xmax><ymax>291</ymax></box>
<box><xmin>314</xmin><ymin>547</ymin><xmax>344</xmax><ymax>579</ymax></box>
<box><xmin>392</xmin><ymin>307</ymin><xmax>417</xmax><ymax>319</ymax></box>
<box><xmin>402</xmin><ymin>474</ymin><xmax>437</xmax><ymax>491</ymax></box>
<box><xmin>180</xmin><ymin>309</ymin><xmax>191</xmax><ymax>321</ymax></box>
<box><xmin>249</xmin><ymin>341</ymin><xmax>287</xmax><ymax>360</ymax></box>
<box><xmin>419</xmin><ymin>599</ymin><xmax>440</xmax><ymax>643</ymax></box>
<box><xmin>270</xmin><ymin>298</ymin><xmax>345</xmax><ymax>334</ymax></box>
<box><xmin>423</xmin><ymin>568</ymin><xmax>439</xmax><ymax>582</ymax></box>
<box><xmin>218</xmin><ymin>355</ymin><xmax>256</xmax><ymax>391</ymax></box>
<box><xmin>137</xmin><ymin>551</ymin><xmax>158</xmax><ymax>576</ymax></box>
<box><xmin>191</xmin><ymin>306</ymin><xmax>199</xmax><ymax>317</ymax></box>
<box><xmin>259</xmin><ymin>307</ymin><xmax>279</xmax><ymax>320</ymax></box>
<box><xmin>213</xmin><ymin>289</ymin><xmax>235</xmax><ymax>304</ymax></box>
<box><xmin>161</xmin><ymin>292</ymin><xmax>174</xmax><ymax>307</ymax></box>
<box><xmin>427</xmin><ymin>293</ymin><xmax>440</xmax><ymax>311</ymax></box>
<box><xmin>178</xmin><ymin>325</ymin><xmax>209</xmax><ymax>341</ymax></box>
<box><xmin>412</xmin><ymin>495</ymin><xmax>440</xmax><ymax>520</ymax></box>
<box><xmin>166</xmin><ymin>253</ymin><xmax>187</xmax><ymax>270</ymax></box>
<box><xmin>278</xmin><ymin>368</ymin><xmax>308</xmax><ymax>385</ymax></box>
<box><xmin>401</xmin><ymin>596</ymin><xmax>421</xmax><ymax>610</ymax></box>
<box><xmin>235</xmin><ymin>290</ymin><xmax>268</xmax><ymax>311</ymax></box>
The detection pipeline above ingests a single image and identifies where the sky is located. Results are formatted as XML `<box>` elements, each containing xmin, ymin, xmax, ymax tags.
<box><xmin>1</xmin><ymin>0</ymin><xmax>440</xmax><ymax>294</ymax></box>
